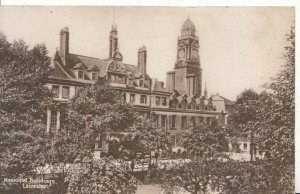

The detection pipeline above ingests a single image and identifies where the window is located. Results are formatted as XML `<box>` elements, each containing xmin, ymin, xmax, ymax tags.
<box><xmin>78</xmin><ymin>70</ymin><xmax>84</xmax><ymax>79</ymax></box>
<box><xmin>171</xmin><ymin>115</ymin><xmax>176</xmax><ymax>130</ymax></box>
<box><xmin>118</xmin><ymin>76</ymin><xmax>123</xmax><ymax>83</ymax></box>
<box><xmin>191</xmin><ymin>116</ymin><xmax>195</xmax><ymax>125</ymax></box>
<box><xmin>162</xmin><ymin>97</ymin><xmax>167</xmax><ymax>106</ymax></box>
<box><xmin>199</xmin><ymin>117</ymin><xmax>203</xmax><ymax>123</ymax></box>
<box><xmin>110</xmin><ymin>75</ymin><xmax>115</xmax><ymax>83</ymax></box>
<box><xmin>130</xmin><ymin>94</ymin><xmax>135</xmax><ymax>103</ymax></box>
<box><xmin>243</xmin><ymin>143</ymin><xmax>248</xmax><ymax>150</ymax></box>
<box><xmin>140</xmin><ymin>95</ymin><xmax>147</xmax><ymax>104</ymax></box>
<box><xmin>161</xmin><ymin>115</ymin><xmax>166</xmax><ymax>128</ymax></box>
<box><xmin>62</xmin><ymin>86</ymin><xmax>70</xmax><ymax>99</ymax></box>
<box><xmin>51</xmin><ymin>85</ymin><xmax>59</xmax><ymax>98</ymax></box>
<box><xmin>92</xmin><ymin>72</ymin><xmax>98</xmax><ymax>80</ymax></box>
<box><xmin>50</xmin><ymin>110</ymin><xmax>57</xmax><ymax>129</ymax></box>
<box><xmin>140</xmin><ymin>80</ymin><xmax>144</xmax><ymax>87</ymax></box>
<box><xmin>181</xmin><ymin>116</ymin><xmax>187</xmax><ymax>129</ymax></box>
<box><xmin>155</xmin><ymin>96</ymin><xmax>161</xmax><ymax>106</ymax></box>
<box><xmin>207</xmin><ymin>117</ymin><xmax>211</xmax><ymax>125</ymax></box>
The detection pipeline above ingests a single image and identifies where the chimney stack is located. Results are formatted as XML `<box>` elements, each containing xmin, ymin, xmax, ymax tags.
<box><xmin>138</xmin><ymin>46</ymin><xmax>147</xmax><ymax>77</ymax></box>
<box><xmin>59</xmin><ymin>27</ymin><xmax>69</xmax><ymax>66</ymax></box>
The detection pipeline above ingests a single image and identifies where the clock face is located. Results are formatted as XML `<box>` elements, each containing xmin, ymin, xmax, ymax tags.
<box><xmin>192</xmin><ymin>49</ymin><xmax>199</xmax><ymax>59</ymax></box>
<box><xmin>178</xmin><ymin>49</ymin><xmax>185</xmax><ymax>59</ymax></box>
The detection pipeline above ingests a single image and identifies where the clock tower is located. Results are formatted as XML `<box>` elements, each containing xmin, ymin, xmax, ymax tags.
<box><xmin>176</xmin><ymin>18</ymin><xmax>200</xmax><ymax>66</ymax></box>
<box><xmin>168</xmin><ymin>17</ymin><xmax>202</xmax><ymax>96</ymax></box>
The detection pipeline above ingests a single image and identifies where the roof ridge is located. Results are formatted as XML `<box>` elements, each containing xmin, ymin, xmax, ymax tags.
<box><xmin>219</xmin><ymin>95</ymin><xmax>235</xmax><ymax>103</ymax></box>
<box><xmin>123</xmin><ymin>63</ymin><xmax>137</xmax><ymax>67</ymax></box>
<box><xmin>69</xmin><ymin>53</ymin><xmax>101</xmax><ymax>60</ymax></box>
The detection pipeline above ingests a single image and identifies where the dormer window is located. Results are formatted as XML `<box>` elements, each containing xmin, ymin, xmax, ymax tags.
<box><xmin>110</xmin><ymin>75</ymin><xmax>115</xmax><ymax>83</ymax></box>
<box><xmin>128</xmin><ymin>79</ymin><xmax>133</xmax><ymax>86</ymax></box>
<box><xmin>139</xmin><ymin>80</ymin><xmax>144</xmax><ymax>87</ymax></box>
<box><xmin>78</xmin><ymin>70</ymin><xmax>84</xmax><ymax>79</ymax></box>
<box><xmin>92</xmin><ymin>72</ymin><xmax>98</xmax><ymax>80</ymax></box>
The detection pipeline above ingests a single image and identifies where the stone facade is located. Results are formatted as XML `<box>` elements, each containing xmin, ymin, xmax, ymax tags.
<box><xmin>46</xmin><ymin>18</ymin><xmax>233</xmax><ymax>152</ymax></box>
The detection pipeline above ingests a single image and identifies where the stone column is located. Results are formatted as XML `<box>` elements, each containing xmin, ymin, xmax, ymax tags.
<box><xmin>46</xmin><ymin>109</ymin><xmax>51</xmax><ymax>133</ymax></box>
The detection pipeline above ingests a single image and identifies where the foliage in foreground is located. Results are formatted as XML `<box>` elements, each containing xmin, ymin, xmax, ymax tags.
<box><xmin>0</xmin><ymin>33</ymin><xmax>53</xmax><ymax>193</ymax></box>
<box><xmin>65</xmin><ymin>157</ymin><xmax>140</xmax><ymax>194</ymax></box>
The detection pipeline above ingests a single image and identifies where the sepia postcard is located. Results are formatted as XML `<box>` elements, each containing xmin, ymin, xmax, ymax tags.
<box><xmin>0</xmin><ymin>5</ymin><xmax>296</xmax><ymax>194</ymax></box>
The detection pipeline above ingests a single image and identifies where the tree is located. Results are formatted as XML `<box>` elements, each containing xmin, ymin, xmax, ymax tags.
<box><xmin>0</xmin><ymin>34</ymin><xmax>53</xmax><ymax>193</ymax></box>
<box><xmin>36</xmin><ymin>84</ymin><xmax>139</xmax><ymax>193</ymax></box>
<box><xmin>254</xmin><ymin>25</ymin><xmax>295</xmax><ymax>192</ymax></box>
<box><xmin>0</xmin><ymin>35</ymin><xmax>140</xmax><ymax>193</ymax></box>
<box><xmin>209</xmin><ymin>161</ymin><xmax>270</xmax><ymax>194</ymax></box>
<box><xmin>65</xmin><ymin>157</ymin><xmax>140</xmax><ymax>194</ymax></box>
<box><xmin>257</xmin><ymin>26</ymin><xmax>295</xmax><ymax>164</ymax></box>
<box><xmin>217</xmin><ymin>25</ymin><xmax>295</xmax><ymax>194</ymax></box>
<box><xmin>152</xmin><ymin>123</ymin><xmax>228</xmax><ymax>194</ymax></box>
<box><xmin>65</xmin><ymin>84</ymin><xmax>135</xmax><ymax>137</ymax></box>
<box><xmin>118</xmin><ymin>117</ymin><xmax>173</xmax><ymax>166</ymax></box>
<box><xmin>31</xmin><ymin>79</ymin><xmax>174</xmax><ymax>193</ymax></box>
<box><xmin>229</xmin><ymin>88</ymin><xmax>260</xmax><ymax>161</ymax></box>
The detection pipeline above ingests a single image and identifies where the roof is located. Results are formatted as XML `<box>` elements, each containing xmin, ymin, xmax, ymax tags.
<box><xmin>151</xmin><ymin>78</ymin><xmax>168</xmax><ymax>92</ymax></box>
<box><xmin>211</xmin><ymin>95</ymin><xmax>224</xmax><ymax>101</ymax></box>
<box><xmin>182</xmin><ymin>18</ymin><xmax>195</xmax><ymax>30</ymax></box>
<box><xmin>49</xmin><ymin>61</ymin><xmax>72</xmax><ymax>80</ymax></box>
<box><xmin>181</xmin><ymin>18</ymin><xmax>196</xmax><ymax>36</ymax></box>
<box><xmin>219</xmin><ymin>96</ymin><xmax>235</xmax><ymax>105</ymax></box>
<box><xmin>49</xmin><ymin>52</ymin><xmax>151</xmax><ymax>83</ymax></box>
<box><xmin>211</xmin><ymin>94</ymin><xmax>235</xmax><ymax>106</ymax></box>
<box><xmin>68</xmin><ymin>53</ymin><xmax>109</xmax><ymax>78</ymax></box>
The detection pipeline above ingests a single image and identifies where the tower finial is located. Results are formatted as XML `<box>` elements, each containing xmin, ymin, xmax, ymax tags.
<box><xmin>113</xmin><ymin>10</ymin><xmax>115</xmax><ymax>24</ymax></box>
<box><xmin>111</xmin><ymin>10</ymin><xmax>117</xmax><ymax>30</ymax></box>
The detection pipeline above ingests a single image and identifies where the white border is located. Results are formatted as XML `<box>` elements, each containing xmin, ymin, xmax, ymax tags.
<box><xmin>1</xmin><ymin>0</ymin><xmax>299</xmax><ymax>193</ymax></box>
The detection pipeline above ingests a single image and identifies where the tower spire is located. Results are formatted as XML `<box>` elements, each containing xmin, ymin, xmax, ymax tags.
<box><xmin>109</xmin><ymin>18</ymin><xmax>118</xmax><ymax>59</ymax></box>
<box><xmin>204</xmin><ymin>81</ymin><xmax>208</xmax><ymax>99</ymax></box>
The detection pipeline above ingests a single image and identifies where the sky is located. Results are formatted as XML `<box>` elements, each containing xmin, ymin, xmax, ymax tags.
<box><xmin>0</xmin><ymin>6</ymin><xmax>294</xmax><ymax>100</ymax></box>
